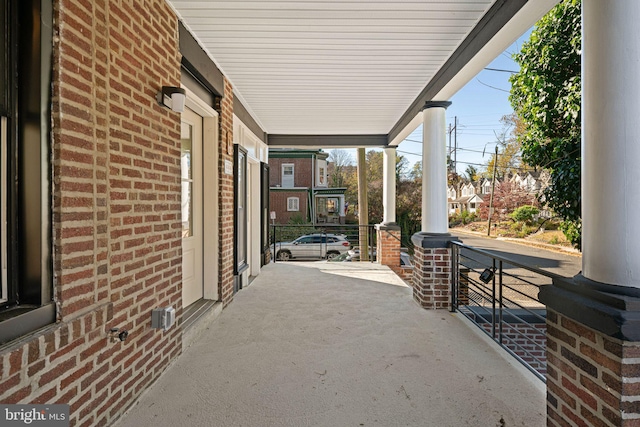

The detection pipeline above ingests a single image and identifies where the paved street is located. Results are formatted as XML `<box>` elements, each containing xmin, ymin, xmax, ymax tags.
<box><xmin>453</xmin><ymin>231</ymin><xmax>582</xmax><ymax>279</ymax></box>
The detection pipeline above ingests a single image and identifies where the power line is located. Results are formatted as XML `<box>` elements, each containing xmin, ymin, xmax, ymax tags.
<box><xmin>475</xmin><ymin>77</ymin><xmax>511</xmax><ymax>93</ymax></box>
<box><xmin>484</xmin><ymin>67</ymin><xmax>518</xmax><ymax>73</ymax></box>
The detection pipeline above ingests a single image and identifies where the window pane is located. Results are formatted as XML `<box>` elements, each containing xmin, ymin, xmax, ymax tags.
<box><xmin>181</xmin><ymin>121</ymin><xmax>193</xmax><ymax>237</ymax></box>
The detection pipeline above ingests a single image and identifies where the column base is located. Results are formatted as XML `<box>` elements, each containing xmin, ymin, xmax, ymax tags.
<box><xmin>411</xmin><ymin>233</ymin><xmax>459</xmax><ymax>310</ymax></box>
<box><xmin>541</xmin><ymin>275</ymin><xmax>640</xmax><ymax>426</ymax></box>
<box><xmin>540</xmin><ymin>274</ymin><xmax>640</xmax><ymax>341</ymax></box>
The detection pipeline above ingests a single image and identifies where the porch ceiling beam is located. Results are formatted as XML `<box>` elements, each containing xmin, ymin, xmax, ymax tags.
<box><xmin>179</xmin><ymin>21</ymin><xmax>225</xmax><ymax>97</ymax></box>
<box><xmin>234</xmin><ymin>94</ymin><xmax>267</xmax><ymax>142</ymax></box>
<box><xmin>268</xmin><ymin>134</ymin><xmax>387</xmax><ymax>148</ymax></box>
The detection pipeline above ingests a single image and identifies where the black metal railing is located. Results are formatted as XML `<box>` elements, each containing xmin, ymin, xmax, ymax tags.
<box><xmin>450</xmin><ymin>241</ymin><xmax>564</xmax><ymax>381</ymax></box>
<box><xmin>270</xmin><ymin>224</ymin><xmax>376</xmax><ymax>262</ymax></box>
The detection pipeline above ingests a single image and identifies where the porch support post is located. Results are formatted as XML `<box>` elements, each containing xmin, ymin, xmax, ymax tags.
<box><xmin>540</xmin><ymin>2</ymin><xmax>640</xmax><ymax>426</ymax></box>
<box><xmin>382</xmin><ymin>147</ymin><xmax>396</xmax><ymax>225</ymax></box>
<box><xmin>411</xmin><ymin>101</ymin><xmax>458</xmax><ymax>309</ymax></box>
<box><xmin>377</xmin><ymin>147</ymin><xmax>402</xmax><ymax>268</ymax></box>
<box><xmin>421</xmin><ymin>101</ymin><xmax>450</xmax><ymax>233</ymax></box>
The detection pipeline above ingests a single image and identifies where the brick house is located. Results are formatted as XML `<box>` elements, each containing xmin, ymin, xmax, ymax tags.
<box><xmin>269</xmin><ymin>149</ymin><xmax>347</xmax><ymax>225</ymax></box>
<box><xmin>0</xmin><ymin>1</ymin><xmax>268</xmax><ymax>425</ymax></box>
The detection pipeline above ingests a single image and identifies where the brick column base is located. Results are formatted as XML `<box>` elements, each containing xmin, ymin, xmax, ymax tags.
<box><xmin>411</xmin><ymin>233</ymin><xmax>459</xmax><ymax>310</ymax></box>
<box><xmin>376</xmin><ymin>224</ymin><xmax>401</xmax><ymax>267</ymax></box>
<box><xmin>540</xmin><ymin>275</ymin><xmax>640</xmax><ymax>426</ymax></box>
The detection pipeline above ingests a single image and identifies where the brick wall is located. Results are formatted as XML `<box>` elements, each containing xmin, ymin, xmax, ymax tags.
<box><xmin>412</xmin><ymin>247</ymin><xmax>452</xmax><ymax>309</ymax></box>
<box><xmin>269</xmin><ymin>157</ymin><xmax>313</xmax><ymax>188</ymax></box>
<box><xmin>269</xmin><ymin>190</ymin><xmax>309</xmax><ymax>224</ymax></box>
<box><xmin>546</xmin><ymin>309</ymin><xmax>640</xmax><ymax>426</ymax></box>
<box><xmin>377</xmin><ymin>227</ymin><xmax>400</xmax><ymax>267</ymax></box>
<box><xmin>480</xmin><ymin>323</ymin><xmax>547</xmax><ymax>375</ymax></box>
<box><xmin>0</xmin><ymin>1</ymin><xmax>185</xmax><ymax>425</ymax></box>
<box><xmin>217</xmin><ymin>77</ymin><xmax>235</xmax><ymax>306</ymax></box>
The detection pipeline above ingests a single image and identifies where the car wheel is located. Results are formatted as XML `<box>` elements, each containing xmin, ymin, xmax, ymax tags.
<box><xmin>326</xmin><ymin>251</ymin><xmax>340</xmax><ymax>260</ymax></box>
<box><xmin>277</xmin><ymin>250</ymin><xmax>291</xmax><ymax>261</ymax></box>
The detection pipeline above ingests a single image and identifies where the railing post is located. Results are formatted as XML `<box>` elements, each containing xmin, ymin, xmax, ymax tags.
<box><xmin>498</xmin><ymin>260</ymin><xmax>503</xmax><ymax>346</ymax></box>
<box><xmin>450</xmin><ymin>243</ymin><xmax>458</xmax><ymax>312</ymax></box>
<box><xmin>491</xmin><ymin>258</ymin><xmax>496</xmax><ymax>339</ymax></box>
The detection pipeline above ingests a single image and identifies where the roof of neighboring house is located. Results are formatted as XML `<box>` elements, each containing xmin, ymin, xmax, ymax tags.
<box><xmin>269</xmin><ymin>149</ymin><xmax>328</xmax><ymax>160</ymax></box>
<box><xmin>452</xmin><ymin>194</ymin><xmax>485</xmax><ymax>204</ymax></box>
<box><xmin>314</xmin><ymin>188</ymin><xmax>347</xmax><ymax>195</ymax></box>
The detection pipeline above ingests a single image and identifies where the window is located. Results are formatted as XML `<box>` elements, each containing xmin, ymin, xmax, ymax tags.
<box><xmin>318</xmin><ymin>167</ymin><xmax>325</xmax><ymax>185</ymax></box>
<box><xmin>181</xmin><ymin>123</ymin><xmax>193</xmax><ymax>238</ymax></box>
<box><xmin>282</xmin><ymin>164</ymin><xmax>294</xmax><ymax>188</ymax></box>
<box><xmin>287</xmin><ymin>197</ymin><xmax>299</xmax><ymax>212</ymax></box>
<box><xmin>234</xmin><ymin>145</ymin><xmax>248</xmax><ymax>291</ymax></box>
<box><xmin>0</xmin><ymin>0</ymin><xmax>54</xmax><ymax>345</ymax></box>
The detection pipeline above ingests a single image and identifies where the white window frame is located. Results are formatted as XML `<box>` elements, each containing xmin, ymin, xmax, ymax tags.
<box><xmin>287</xmin><ymin>197</ymin><xmax>299</xmax><ymax>212</ymax></box>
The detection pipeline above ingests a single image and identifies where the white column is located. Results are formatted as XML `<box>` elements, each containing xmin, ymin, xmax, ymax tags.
<box><xmin>421</xmin><ymin>102</ymin><xmax>451</xmax><ymax>233</ymax></box>
<box><xmin>583</xmin><ymin>0</ymin><xmax>640</xmax><ymax>287</ymax></box>
<box><xmin>382</xmin><ymin>146</ymin><xmax>396</xmax><ymax>224</ymax></box>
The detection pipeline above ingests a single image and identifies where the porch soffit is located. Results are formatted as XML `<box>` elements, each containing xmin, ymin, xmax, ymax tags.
<box><xmin>168</xmin><ymin>0</ymin><xmax>558</xmax><ymax>145</ymax></box>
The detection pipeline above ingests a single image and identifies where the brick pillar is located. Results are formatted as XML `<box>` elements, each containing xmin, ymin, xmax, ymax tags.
<box><xmin>376</xmin><ymin>224</ymin><xmax>400</xmax><ymax>267</ymax></box>
<box><xmin>540</xmin><ymin>276</ymin><xmax>640</xmax><ymax>426</ymax></box>
<box><xmin>411</xmin><ymin>233</ymin><xmax>459</xmax><ymax>309</ymax></box>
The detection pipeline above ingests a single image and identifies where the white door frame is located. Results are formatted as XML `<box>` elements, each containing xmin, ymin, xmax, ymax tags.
<box><xmin>181</xmin><ymin>107</ymin><xmax>204</xmax><ymax>307</ymax></box>
<box><xmin>248</xmin><ymin>158</ymin><xmax>261</xmax><ymax>277</ymax></box>
<box><xmin>184</xmin><ymin>88</ymin><xmax>219</xmax><ymax>301</ymax></box>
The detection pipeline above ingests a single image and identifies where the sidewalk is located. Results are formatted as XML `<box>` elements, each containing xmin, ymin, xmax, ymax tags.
<box><xmin>115</xmin><ymin>261</ymin><xmax>545</xmax><ymax>427</ymax></box>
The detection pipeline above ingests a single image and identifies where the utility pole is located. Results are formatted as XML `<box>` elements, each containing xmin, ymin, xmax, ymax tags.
<box><xmin>357</xmin><ymin>148</ymin><xmax>369</xmax><ymax>261</ymax></box>
<box><xmin>447</xmin><ymin>117</ymin><xmax>458</xmax><ymax>173</ymax></box>
<box><xmin>453</xmin><ymin>116</ymin><xmax>457</xmax><ymax>173</ymax></box>
<box><xmin>487</xmin><ymin>145</ymin><xmax>498</xmax><ymax>236</ymax></box>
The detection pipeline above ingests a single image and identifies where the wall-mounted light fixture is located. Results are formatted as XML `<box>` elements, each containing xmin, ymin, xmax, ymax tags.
<box><xmin>156</xmin><ymin>86</ymin><xmax>186</xmax><ymax>113</ymax></box>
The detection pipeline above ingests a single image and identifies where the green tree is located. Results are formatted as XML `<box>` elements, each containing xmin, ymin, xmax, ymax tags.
<box><xmin>509</xmin><ymin>0</ymin><xmax>582</xmax><ymax>247</ymax></box>
<box><xmin>327</xmin><ymin>149</ymin><xmax>353</xmax><ymax>187</ymax></box>
<box><xmin>465</xmin><ymin>165</ymin><xmax>478</xmax><ymax>183</ymax></box>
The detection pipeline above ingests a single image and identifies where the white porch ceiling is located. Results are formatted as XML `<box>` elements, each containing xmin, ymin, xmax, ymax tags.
<box><xmin>169</xmin><ymin>1</ymin><xmax>556</xmax><ymax>137</ymax></box>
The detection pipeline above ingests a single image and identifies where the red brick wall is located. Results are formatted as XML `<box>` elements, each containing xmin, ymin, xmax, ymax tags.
<box><xmin>412</xmin><ymin>247</ymin><xmax>452</xmax><ymax>309</ymax></box>
<box><xmin>480</xmin><ymin>323</ymin><xmax>547</xmax><ymax>375</ymax></box>
<box><xmin>269</xmin><ymin>190</ymin><xmax>309</xmax><ymax>224</ymax></box>
<box><xmin>218</xmin><ymin>77</ymin><xmax>235</xmax><ymax>305</ymax></box>
<box><xmin>546</xmin><ymin>309</ymin><xmax>640</xmax><ymax>427</ymax></box>
<box><xmin>269</xmin><ymin>157</ymin><xmax>313</xmax><ymax>188</ymax></box>
<box><xmin>377</xmin><ymin>228</ymin><xmax>400</xmax><ymax>267</ymax></box>
<box><xmin>0</xmin><ymin>1</ymin><xmax>184</xmax><ymax>425</ymax></box>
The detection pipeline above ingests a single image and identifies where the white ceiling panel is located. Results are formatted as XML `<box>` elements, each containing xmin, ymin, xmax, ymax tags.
<box><xmin>168</xmin><ymin>1</ymin><xmax>499</xmax><ymax>135</ymax></box>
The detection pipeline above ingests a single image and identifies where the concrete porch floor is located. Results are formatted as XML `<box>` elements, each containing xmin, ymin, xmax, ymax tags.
<box><xmin>116</xmin><ymin>261</ymin><xmax>545</xmax><ymax>427</ymax></box>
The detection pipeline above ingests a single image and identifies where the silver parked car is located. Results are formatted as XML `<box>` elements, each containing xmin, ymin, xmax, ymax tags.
<box><xmin>275</xmin><ymin>234</ymin><xmax>351</xmax><ymax>261</ymax></box>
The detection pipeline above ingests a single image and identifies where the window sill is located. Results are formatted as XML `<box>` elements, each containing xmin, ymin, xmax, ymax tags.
<box><xmin>0</xmin><ymin>303</ymin><xmax>55</xmax><ymax>346</ymax></box>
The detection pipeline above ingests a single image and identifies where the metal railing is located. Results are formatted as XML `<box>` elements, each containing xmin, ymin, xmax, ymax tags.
<box><xmin>270</xmin><ymin>224</ymin><xmax>376</xmax><ymax>262</ymax></box>
<box><xmin>450</xmin><ymin>241</ymin><xmax>564</xmax><ymax>381</ymax></box>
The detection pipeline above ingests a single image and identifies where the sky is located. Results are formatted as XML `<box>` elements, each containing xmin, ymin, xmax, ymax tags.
<box><xmin>395</xmin><ymin>32</ymin><xmax>532</xmax><ymax>177</ymax></box>
<box><xmin>336</xmin><ymin>31</ymin><xmax>533</xmax><ymax>177</ymax></box>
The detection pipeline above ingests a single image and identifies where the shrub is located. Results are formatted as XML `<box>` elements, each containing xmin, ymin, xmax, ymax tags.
<box><xmin>510</xmin><ymin>205</ymin><xmax>540</xmax><ymax>224</ymax></box>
